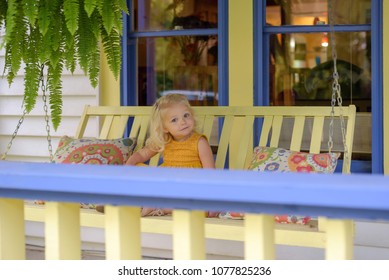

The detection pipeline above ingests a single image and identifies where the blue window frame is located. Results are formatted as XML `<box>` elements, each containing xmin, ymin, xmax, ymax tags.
<box><xmin>121</xmin><ymin>0</ymin><xmax>229</xmax><ymax>107</ymax></box>
<box><xmin>254</xmin><ymin>0</ymin><xmax>383</xmax><ymax>174</ymax></box>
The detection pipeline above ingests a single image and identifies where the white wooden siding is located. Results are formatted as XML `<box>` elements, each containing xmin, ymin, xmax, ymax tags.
<box><xmin>0</xmin><ymin>34</ymin><xmax>99</xmax><ymax>162</ymax></box>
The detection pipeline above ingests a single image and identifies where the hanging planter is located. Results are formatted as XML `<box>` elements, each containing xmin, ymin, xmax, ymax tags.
<box><xmin>0</xmin><ymin>0</ymin><xmax>128</xmax><ymax>130</ymax></box>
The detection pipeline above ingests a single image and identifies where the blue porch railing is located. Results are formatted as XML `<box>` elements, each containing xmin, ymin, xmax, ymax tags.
<box><xmin>1</xmin><ymin>161</ymin><xmax>389</xmax><ymax>260</ymax></box>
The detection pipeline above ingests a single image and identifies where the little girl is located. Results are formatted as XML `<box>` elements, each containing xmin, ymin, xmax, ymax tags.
<box><xmin>126</xmin><ymin>93</ymin><xmax>217</xmax><ymax>216</ymax></box>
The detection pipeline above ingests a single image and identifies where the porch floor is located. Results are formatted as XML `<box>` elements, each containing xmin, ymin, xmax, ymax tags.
<box><xmin>25</xmin><ymin>244</ymin><xmax>168</xmax><ymax>260</ymax></box>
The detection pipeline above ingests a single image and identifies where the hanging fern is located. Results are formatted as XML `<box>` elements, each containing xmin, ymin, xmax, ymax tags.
<box><xmin>0</xmin><ymin>0</ymin><xmax>8</xmax><ymax>30</ymax></box>
<box><xmin>0</xmin><ymin>0</ymin><xmax>128</xmax><ymax>130</ymax></box>
<box><xmin>84</xmin><ymin>0</ymin><xmax>97</xmax><ymax>17</ymax></box>
<box><xmin>22</xmin><ymin>0</ymin><xmax>39</xmax><ymax>25</ymax></box>
<box><xmin>23</xmin><ymin>26</ymin><xmax>41</xmax><ymax>113</ymax></box>
<box><xmin>64</xmin><ymin>0</ymin><xmax>79</xmax><ymax>35</ymax></box>
<box><xmin>101</xmin><ymin>27</ymin><xmax>122</xmax><ymax>81</ymax></box>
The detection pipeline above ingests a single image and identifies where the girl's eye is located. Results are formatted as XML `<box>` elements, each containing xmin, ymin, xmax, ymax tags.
<box><xmin>171</xmin><ymin>118</ymin><xmax>177</xmax><ymax>123</ymax></box>
<box><xmin>184</xmin><ymin>113</ymin><xmax>191</xmax><ymax>118</ymax></box>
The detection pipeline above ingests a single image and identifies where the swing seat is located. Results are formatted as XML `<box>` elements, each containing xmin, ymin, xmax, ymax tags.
<box><xmin>24</xmin><ymin>104</ymin><xmax>356</xmax><ymax>259</ymax></box>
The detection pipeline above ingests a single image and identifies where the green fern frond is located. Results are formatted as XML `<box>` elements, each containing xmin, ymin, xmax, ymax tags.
<box><xmin>114</xmin><ymin>0</ymin><xmax>129</xmax><ymax>15</ymax></box>
<box><xmin>97</xmin><ymin>0</ymin><xmax>115</xmax><ymax>34</ymax></box>
<box><xmin>23</xmin><ymin>62</ymin><xmax>41</xmax><ymax>113</ymax></box>
<box><xmin>49</xmin><ymin>89</ymin><xmax>63</xmax><ymax>131</ymax></box>
<box><xmin>37</xmin><ymin>1</ymin><xmax>50</xmax><ymax>36</ymax></box>
<box><xmin>40</xmin><ymin>32</ymin><xmax>53</xmax><ymax>63</ymax></box>
<box><xmin>62</xmin><ymin>17</ymin><xmax>76</xmax><ymax>73</ymax></box>
<box><xmin>89</xmin><ymin>9</ymin><xmax>102</xmax><ymax>40</ymax></box>
<box><xmin>8</xmin><ymin>5</ymin><xmax>27</xmax><ymax>79</ymax></box>
<box><xmin>84</xmin><ymin>0</ymin><xmax>97</xmax><ymax>17</ymax></box>
<box><xmin>3</xmin><ymin>44</ymin><xmax>16</xmax><ymax>85</ymax></box>
<box><xmin>101</xmin><ymin>27</ymin><xmax>121</xmax><ymax>79</ymax></box>
<box><xmin>112</xmin><ymin>3</ymin><xmax>123</xmax><ymax>35</ymax></box>
<box><xmin>0</xmin><ymin>0</ymin><xmax>8</xmax><ymax>27</ymax></box>
<box><xmin>4</xmin><ymin>0</ymin><xmax>18</xmax><ymax>44</ymax></box>
<box><xmin>37</xmin><ymin>0</ymin><xmax>53</xmax><ymax>36</ymax></box>
<box><xmin>47</xmin><ymin>61</ymin><xmax>63</xmax><ymax>92</ymax></box>
<box><xmin>47</xmin><ymin>61</ymin><xmax>63</xmax><ymax>130</ymax></box>
<box><xmin>24</xmin><ymin>25</ymin><xmax>40</xmax><ymax>63</ymax></box>
<box><xmin>76</xmin><ymin>4</ymin><xmax>94</xmax><ymax>73</ymax></box>
<box><xmin>23</xmin><ymin>27</ymin><xmax>42</xmax><ymax>113</ymax></box>
<box><xmin>49</xmin><ymin>47</ymin><xmax>63</xmax><ymax>69</ymax></box>
<box><xmin>22</xmin><ymin>0</ymin><xmax>39</xmax><ymax>25</ymax></box>
<box><xmin>64</xmin><ymin>0</ymin><xmax>79</xmax><ymax>35</ymax></box>
<box><xmin>88</xmin><ymin>46</ymin><xmax>100</xmax><ymax>88</ymax></box>
<box><xmin>46</xmin><ymin>4</ymin><xmax>62</xmax><ymax>52</ymax></box>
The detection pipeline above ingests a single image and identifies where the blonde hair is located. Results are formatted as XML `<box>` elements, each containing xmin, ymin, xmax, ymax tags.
<box><xmin>146</xmin><ymin>94</ymin><xmax>195</xmax><ymax>152</ymax></box>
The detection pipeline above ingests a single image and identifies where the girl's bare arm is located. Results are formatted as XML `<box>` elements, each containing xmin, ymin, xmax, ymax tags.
<box><xmin>198</xmin><ymin>137</ymin><xmax>216</xmax><ymax>169</ymax></box>
<box><xmin>126</xmin><ymin>147</ymin><xmax>157</xmax><ymax>166</ymax></box>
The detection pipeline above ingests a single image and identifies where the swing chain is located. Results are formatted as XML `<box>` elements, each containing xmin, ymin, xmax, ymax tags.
<box><xmin>1</xmin><ymin>64</ymin><xmax>54</xmax><ymax>162</ymax></box>
<box><xmin>1</xmin><ymin>108</ymin><xmax>28</xmax><ymax>160</ymax></box>
<box><xmin>41</xmin><ymin>66</ymin><xmax>54</xmax><ymax>162</ymax></box>
<box><xmin>327</xmin><ymin>0</ymin><xmax>349</xmax><ymax>166</ymax></box>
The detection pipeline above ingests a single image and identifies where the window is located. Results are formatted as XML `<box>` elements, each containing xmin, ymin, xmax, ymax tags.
<box><xmin>256</xmin><ymin>0</ymin><xmax>382</xmax><ymax>173</ymax></box>
<box><xmin>123</xmin><ymin>0</ymin><xmax>226</xmax><ymax>106</ymax></box>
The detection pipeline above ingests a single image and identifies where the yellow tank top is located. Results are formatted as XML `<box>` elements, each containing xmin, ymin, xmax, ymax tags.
<box><xmin>160</xmin><ymin>132</ymin><xmax>206</xmax><ymax>168</ymax></box>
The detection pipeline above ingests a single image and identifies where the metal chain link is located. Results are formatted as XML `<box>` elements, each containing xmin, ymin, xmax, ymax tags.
<box><xmin>41</xmin><ymin>66</ymin><xmax>54</xmax><ymax>162</ymax></box>
<box><xmin>1</xmin><ymin>64</ymin><xmax>54</xmax><ymax>162</ymax></box>
<box><xmin>327</xmin><ymin>0</ymin><xmax>349</xmax><ymax>168</ymax></box>
<box><xmin>1</xmin><ymin>108</ymin><xmax>27</xmax><ymax>160</ymax></box>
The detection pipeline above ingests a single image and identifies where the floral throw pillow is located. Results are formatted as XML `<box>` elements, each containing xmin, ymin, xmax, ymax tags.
<box><xmin>246</xmin><ymin>146</ymin><xmax>340</xmax><ymax>225</ymax></box>
<box><xmin>248</xmin><ymin>146</ymin><xmax>340</xmax><ymax>174</ymax></box>
<box><xmin>53</xmin><ymin>136</ymin><xmax>136</xmax><ymax>165</ymax></box>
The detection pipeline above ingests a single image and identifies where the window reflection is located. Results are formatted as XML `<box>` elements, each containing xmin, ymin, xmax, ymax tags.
<box><xmin>133</xmin><ymin>0</ymin><xmax>218</xmax><ymax>32</ymax></box>
<box><xmin>138</xmin><ymin>35</ymin><xmax>218</xmax><ymax>106</ymax></box>
<box><xmin>266</xmin><ymin>0</ymin><xmax>372</xmax><ymax>166</ymax></box>
<box><xmin>266</xmin><ymin>0</ymin><xmax>371</xmax><ymax>26</ymax></box>
<box><xmin>134</xmin><ymin>0</ymin><xmax>218</xmax><ymax>106</ymax></box>
<box><xmin>269</xmin><ymin>32</ymin><xmax>371</xmax><ymax>112</ymax></box>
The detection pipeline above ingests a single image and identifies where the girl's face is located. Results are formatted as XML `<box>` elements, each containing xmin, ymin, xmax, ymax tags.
<box><xmin>162</xmin><ymin>103</ymin><xmax>195</xmax><ymax>141</ymax></box>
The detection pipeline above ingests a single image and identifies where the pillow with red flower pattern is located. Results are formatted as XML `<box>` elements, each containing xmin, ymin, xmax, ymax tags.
<box><xmin>34</xmin><ymin>136</ymin><xmax>137</xmax><ymax>209</ymax></box>
<box><xmin>246</xmin><ymin>146</ymin><xmax>340</xmax><ymax>225</ymax></box>
<box><xmin>248</xmin><ymin>146</ymin><xmax>340</xmax><ymax>174</ymax></box>
<box><xmin>53</xmin><ymin>136</ymin><xmax>136</xmax><ymax>165</ymax></box>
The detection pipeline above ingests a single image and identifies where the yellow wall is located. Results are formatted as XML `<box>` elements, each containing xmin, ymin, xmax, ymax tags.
<box><xmin>228</xmin><ymin>0</ymin><xmax>254</xmax><ymax>166</ymax></box>
<box><xmin>100</xmin><ymin>49</ymin><xmax>121</xmax><ymax>138</ymax></box>
<box><xmin>384</xmin><ymin>2</ymin><xmax>389</xmax><ymax>174</ymax></box>
<box><xmin>228</xmin><ymin>0</ymin><xmax>253</xmax><ymax>106</ymax></box>
<box><xmin>100</xmin><ymin>50</ymin><xmax>120</xmax><ymax>106</ymax></box>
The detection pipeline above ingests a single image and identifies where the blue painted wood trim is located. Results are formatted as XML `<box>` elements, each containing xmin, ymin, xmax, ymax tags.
<box><xmin>253</xmin><ymin>1</ymin><xmax>266</xmax><ymax>143</ymax></box>
<box><xmin>217</xmin><ymin>1</ymin><xmax>228</xmax><ymax>166</ymax></box>
<box><xmin>254</xmin><ymin>0</ymin><xmax>264</xmax><ymax>106</ymax></box>
<box><xmin>218</xmin><ymin>0</ymin><xmax>228</xmax><ymax>106</ymax></box>
<box><xmin>123</xmin><ymin>0</ymin><xmax>137</xmax><ymax>106</ymax></box>
<box><xmin>264</xmin><ymin>25</ymin><xmax>371</xmax><ymax>34</ymax></box>
<box><xmin>128</xmin><ymin>29</ymin><xmax>218</xmax><ymax>38</ymax></box>
<box><xmin>1</xmin><ymin>161</ymin><xmax>389</xmax><ymax>220</ymax></box>
<box><xmin>371</xmin><ymin>0</ymin><xmax>383</xmax><ymax>174</ymax></box>
<box><xmin>120</xmin><ymin>8</ymin><xmax>129</xmax><ymax>106</ymax></box>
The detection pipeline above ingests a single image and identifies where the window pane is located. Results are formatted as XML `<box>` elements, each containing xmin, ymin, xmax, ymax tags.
<box><xmin>266</xmin><ymin>0</ymin><xmax>371</xmax><ymax>26</ymax></box>
<box><xmin>268</xmin><ymin>31</ymin><xmax>371</xmax><ymax>165</ymax></box>
<box><xmin>138</xmin><ymin>36</ymin><xmax>218</xmax><ymax>105</ymax></box>
<box><xmin>133</xmin><ymin>0</ymin><xmax>218</xmax><ymax>32</ymax></box>
<box><xmin>269</xmin><ymin>32</ymin><xmax>371</xmax><ymax>111</ymax></box>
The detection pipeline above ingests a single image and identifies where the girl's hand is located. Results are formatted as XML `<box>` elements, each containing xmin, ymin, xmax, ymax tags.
<box><xmin>126</xmin><ymin>147</ymin><xmax>157</xmax><ymax>166</ymax></box>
